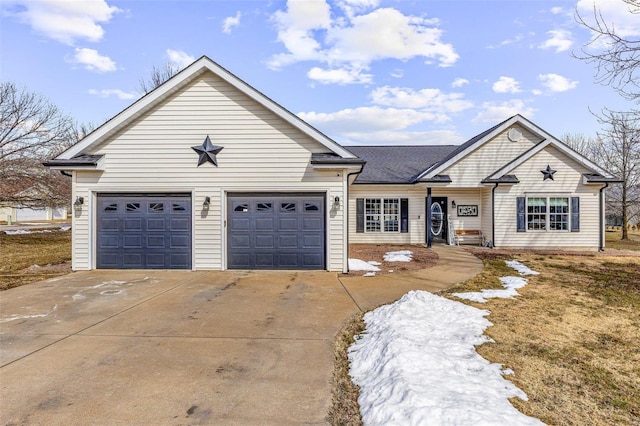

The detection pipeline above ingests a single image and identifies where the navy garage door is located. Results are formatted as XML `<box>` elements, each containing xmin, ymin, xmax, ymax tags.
<box><xmin>97</xmin><ymin>194</ymin><xmax>191</xmax><ymax>269</ymax></box>
<box><xmin>227</xmin><ymin>193</ymin><xmax>325</xmax><ymax>270</ymax></box>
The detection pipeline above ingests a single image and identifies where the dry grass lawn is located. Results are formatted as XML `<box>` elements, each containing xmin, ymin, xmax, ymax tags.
<box><xmin>0</xmin><ymin>229</ymin><xmax>72</xmax><ymax>290</ymax></box>
<box><xmin>444</xmin><ymin>251</ymin><xmax>640</xmax><ymax>426</ymax></box>
<box><xmin>606</xmin><ymin>227</ymin><xmax>640</xmax><ymax>252</ymax></box>
<box><xmin>331</xmin><ymin>242</ymin><xmax>640</xmax><ymax>425</ymax></box>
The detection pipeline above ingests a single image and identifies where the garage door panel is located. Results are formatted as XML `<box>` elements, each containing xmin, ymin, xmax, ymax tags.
<box><xmin>97</xmin><ymin>194</ymin><xmax>191</xmax><ymax>269</ymax></box>
<box><xmin>124</xmin><ymin>218</ymin><xmax>142</xmax><ymax>231</ymax></box>
<box><xmin>170</xmin><ymin>235</ymin><xmax>190</xmax><ymax>248</ymax></box>
<box><xmin>230</xmin><ymin>234</ymin><xmax>250</xmax><ymax>248</ymax></box>
<box><xmin>256</xmin><ymin>253</ymin><xmax>275</xmax><ymax>267</ymax></box>
<box><xmin>279</xmin><ymin>217</ymin><xmax>297</xmax><ymax>230</ymax></box>
<box><xmin>147</xmin><ymin>218</ymin><xmax>165</xmax><ymax>230</ymax></box>
<box><xmin>255</xmin><ymin>234</ymin><xmax>274</xmax><ymax>248</ymax></box>
<box><xmin>147</xmin><ymin>235</ymin><xmax>165</xmax><ymax>248</ymax></box>
<box><xmin>279</xmin><ymin>234</ymin><xmax>297</xmax><ymax>248</ymax></box>
<box><xmin>100</xmin><ymin>218</ymin><xmax>119</xmax><ymax>231</ymax></box>
<box><xmin>228</xmin><ymin>193</ymin><xmax>325</xmax><ymax>270</ymax></box>
<box><xmin>255</xmin><ymin>218</ymin><xmax>273</xmax><ymax>231</ymax></box>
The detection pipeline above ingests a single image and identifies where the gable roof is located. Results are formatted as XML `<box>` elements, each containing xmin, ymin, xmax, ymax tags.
<box><xmin>346</xmin><ymin>145</ymin><xmax>457</xmax><ymax>183</ymax></box>
<box><xmin>53</xmin><ymin>56</ymin><xmax>357</xmax><ymax>162</ymax></box>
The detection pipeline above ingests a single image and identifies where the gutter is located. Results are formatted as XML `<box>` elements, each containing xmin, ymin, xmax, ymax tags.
<box><xmin>345</xmin><ymin>163</ymin><xmax>365</xmax><ymax>273</ymax></box>
<box><xmin>599</xmin><ymin>183</ymin><xmax>609</xmax><ymax>251</ymax></box>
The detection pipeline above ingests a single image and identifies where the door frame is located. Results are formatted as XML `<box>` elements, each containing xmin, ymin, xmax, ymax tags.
<box><xmin>425</xmin><ymin>196</ymin><xmax>448</xmax><ymax>244</ymax></box>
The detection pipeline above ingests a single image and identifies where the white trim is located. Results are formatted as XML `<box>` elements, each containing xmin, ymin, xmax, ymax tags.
<box><xmin>57</xmin><ymin>56</ymin><xmax>356</xmax><ymax>161</ymax></box>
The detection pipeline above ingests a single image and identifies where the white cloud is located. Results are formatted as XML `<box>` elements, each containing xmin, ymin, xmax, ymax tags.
<box><xmin>576</xmin><ymin>0</ymin><xmax>640</xmax><ymax>39</ymax></box>
<box><xmin>166</xmin><ymin>49</ymin><xmax>195</xmax><ymax>69</ymax></box>
<box><xmin>88</xmin><ymin>88</ymin><xmax>137</xmax><ymax>100</ymax></box>
<box><xmin>10</xmin><ymin>0</ymin><xmax>121</xmax><ymax>45</ymax></box>
<box><xmin>538</xmin><ymin>73</ymin><xmax>578</xmax><ymax>92</ymax></box>
<box><xmin>451</xmin><ymin>78</ymin><xmax>469</xmax><ymax>88</ymax></box>
<box><xmin>473</xmin><ymin>100</ymin><xmax>535</xmax><ymax>123</ymax></box>
<box><xmin>222</xmin><ymin>11</ymin><xmax>241</xmax><ymax>34</ymax></box>
<box><xmin>550</xmin><ymin>6</ymin><xmax>564</xmax><ymax>14</ymax></box>
<box><xmin>487</xmin><ymin>34</ymin><xmax>523</xmax><ymax>49</ymax></box>
<box><xmin>69</xmin><ymin>47</ymin><xmax>116</xmax><ymax>72</ymax></box>
<box><xmin>299</xmin><ymin>106</ymin><xmax>440</xmax><ymax>134</ymax></box>
<box><xmin>390</xmin><ymin>68</ymin><xmax>404</xmax><ymax>78</ymax></box>
<box><xmin>307</xmin><ymin>66</ymin><xmax>373</xmax><ymax>85</ymax></box>
<box><xmin>539</xmin><ymin>29</ymin><xmax>573</xmax><ymax>53</ymax></box>
<box><xmin>370</xmin><ymin>86</ymin><xmax>473</xmax><ymax>114</ymax></box>
<box><xmin>492</xmin><ymin>76</ymin><xmax>522</xmax><ymax>94</ymax></box>
<box><xmin>268</xmin><ymin>1</ymin><xmax>459</xmax><ymax>82</ymax></box>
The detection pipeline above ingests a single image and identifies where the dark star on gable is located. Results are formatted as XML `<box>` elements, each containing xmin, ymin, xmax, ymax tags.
<box><xmin>191</xmin><ymin>136</ymin><xmax>223</xmax><ymax>167</ymax></box>
<box><xmin>541</xmin><ymin>165</ymin><xmax>556</xmax><ymax>181</ymax></box>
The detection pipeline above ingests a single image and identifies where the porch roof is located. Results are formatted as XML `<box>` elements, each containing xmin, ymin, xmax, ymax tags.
<box><xmin>346</xmin><ymin>145</ymin><xmax>457</xmax><ymax>184</ymax></box>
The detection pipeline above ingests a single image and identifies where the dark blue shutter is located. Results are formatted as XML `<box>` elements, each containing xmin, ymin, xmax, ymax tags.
<box><xmin>400</xmin><ymin>198</ymin><xmax>409</xmax><ymax>233</ymax></box>
<box><xmin>356</xmin><ymin>198</ymin><xmax>364</xmax><ymax>233</ymax></box>
<box><xmin>571</xmin><ymin>197</ymin><xmax>580</xmax><ymax>232</ymax></box>
<box><xmin>517</xmin><ymin>197</ymin><xmax>526</xmax><ymax>232</ymax></box>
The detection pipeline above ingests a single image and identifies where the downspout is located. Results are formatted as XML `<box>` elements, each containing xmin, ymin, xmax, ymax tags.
<box><xmin>345</xmin><ymin>164</ymin><xmax>365</xmax><ymax>272</ymax></box>
<box><xmin>426</xmin><ymin>187</ymin><xmax>432</xmax><ymax>248</ymax></box>
<box><xmin>599</xmin><ymin>183</ymin><xmax>609</xmax><ymax>251</ymax></box>
<box><xmin>491</xmin><ymin>183</ymin><xmax>498</xmax><ymax>248</ymax></box>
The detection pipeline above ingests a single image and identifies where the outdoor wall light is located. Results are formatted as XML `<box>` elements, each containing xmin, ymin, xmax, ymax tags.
<box><xmin>203</xmin><ymin>196</ymin><xmax>211</xmax><ymax>209</ymax></box>
<box><xmin>451</xmin><ymin>200</ymin><xmax>456</xmax><ymax>208</ymax></box>
<box><xmin>74</xmin><ymin>196</ymin><xmax>84</xmax><ymax>210</ymax></box>
<box><xmin>334</xmin><ymin>196</ymin><xmax>340</xmax><ymax>208</ymax></box>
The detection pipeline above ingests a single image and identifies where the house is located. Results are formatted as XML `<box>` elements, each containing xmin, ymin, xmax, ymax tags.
<box><xmin>0</xmin><ymin>204</ymin><xmax>68</xmax><ymax>223</ymax></box>
<box><xmin>44</xmin><ymin>56</ymin><xmax>620</xmax><ymax>272</ymax></box>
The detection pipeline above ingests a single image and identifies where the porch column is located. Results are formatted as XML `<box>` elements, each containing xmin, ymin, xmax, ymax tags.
<box><xmin>426</xmin><ymin>187</ymin><xmax>432</xmax><ymax>248</ymax></box>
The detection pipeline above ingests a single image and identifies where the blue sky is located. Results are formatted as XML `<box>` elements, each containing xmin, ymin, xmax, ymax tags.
<box><xmin>1</xmin><ymin>0</ymin><xmax>638</xmax><ymax>146</ymax></box>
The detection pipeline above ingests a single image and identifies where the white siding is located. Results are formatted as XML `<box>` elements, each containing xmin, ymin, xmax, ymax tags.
<box><xmin>72</xmin><ymin>72</ymin><xmax>347</xmax><ymax>271</ymax></box>
<box><xmin>494</xmin><ymin>145</ymin><xmax>602</xmax><ymax>249</ymax></box>
<box><xmin>442</xmin><ymin>125</ymin><xmax>541</xmax><ymax>187</ymax></box>
<box><xmin>481</xmin><ymin>187</ymin><xmax>494</xmax><ymax>245</ymax></box>
<box><xmin>349</xmin><ymin>185</ymin><xmax>426</xmax><ymax>244</ymax></box>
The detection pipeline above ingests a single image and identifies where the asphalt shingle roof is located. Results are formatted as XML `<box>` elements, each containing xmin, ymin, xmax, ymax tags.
<box><xmin>346</xmin><ymin>145</ymin><xmax>458</xmax><ymax>184</ymax></box>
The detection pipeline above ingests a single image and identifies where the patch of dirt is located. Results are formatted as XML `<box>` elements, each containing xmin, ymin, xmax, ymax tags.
<box><xmin>347</xmin><ymin>244</ymin><xmax>438</xmax><ymax>276</ymax></box>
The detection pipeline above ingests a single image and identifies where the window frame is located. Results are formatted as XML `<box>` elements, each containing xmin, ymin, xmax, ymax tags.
<box><xmin>526</xmin><ymin>195</ymin><xmax>570</xmax><ymax>232</ymax></box>
<box><xmin>364</xmin><ymin>197</ymin><xmax>400</xmax><ymax>233</ymax></box>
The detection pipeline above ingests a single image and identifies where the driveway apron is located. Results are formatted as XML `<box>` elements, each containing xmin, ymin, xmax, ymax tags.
<box><xmin>0</xmin><ymin>246</ymin><xmax>482</xmax><ymax>425</ymax></box>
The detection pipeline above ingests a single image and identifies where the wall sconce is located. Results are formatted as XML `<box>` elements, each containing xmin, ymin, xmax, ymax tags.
<box><xmin>74</xmin><ymin>196</ymin><xmax>84</xmax><ymax>211</ymax></box>
<box><xmin>334</xmin><ymin>196</ymin><xmax>340</xmax><ymax>208</ymax></box>
<box><xmin>451</xmin><ymin>200</ymin><xmax>456</xmax><ymax>209</ymax></box>
<box><xmin>203</xmin><ymin>196</ymin><xmax>211</xmax><ymax>209</ymax></box>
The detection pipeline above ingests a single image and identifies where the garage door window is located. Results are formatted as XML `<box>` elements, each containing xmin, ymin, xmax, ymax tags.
<box><xmin>149</xmin><ymin>202</ymin><xmax>164</xmax><ymax>213</ymax></box>
<box><xmin>281</xmin><ymin>202</ymin><xmax>296</xmax><ymax>212</ymax></box>
<box><xmin>233</xmin><ymin>202</ymin><xmax>249</xmax><ymax>212</ymax></box>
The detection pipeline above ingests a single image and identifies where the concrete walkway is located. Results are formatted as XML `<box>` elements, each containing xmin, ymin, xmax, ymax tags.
<box><xmin>0</xmin><ymin>246</ymin><xmax>482</xmax><ymax>425</ymax></box>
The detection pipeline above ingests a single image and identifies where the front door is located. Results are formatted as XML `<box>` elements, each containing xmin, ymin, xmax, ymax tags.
<box><xmin>426</xmin><ymin>197</ymin><xmax>448</xmax><ymax>243</ymax></box>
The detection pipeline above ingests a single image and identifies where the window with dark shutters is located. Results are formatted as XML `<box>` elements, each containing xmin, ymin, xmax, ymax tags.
<box><xmin>356</xmin><ymin>198</ymin><xmax>364</xmax><ymax>233</ymax></box>
<box><xmin>400</xmin><ymin>198</ymin><xmax>409</xmax><ymax>233</ymax></box>
<box><xmin>571</xmin><ymin>197</ymin><xmax>580</xmax><ymax>232</ymax></box>
<box><xmin>517</xmin><ymin>197</ymin><xmax>526</xmax><ymax>232</ymax></box>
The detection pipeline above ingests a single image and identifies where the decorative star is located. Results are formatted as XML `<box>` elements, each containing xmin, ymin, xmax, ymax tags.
<box><xmin>541</xmin><ymin>165</ymin><xmax>556</xmax><ymax>181</ymax></box>
<box><xmin>191</xmin><ymin>136</ymin><xmax>223</xmax><ymax>167</ymax></box>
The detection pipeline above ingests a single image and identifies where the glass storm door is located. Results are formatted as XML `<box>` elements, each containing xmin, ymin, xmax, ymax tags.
<box><xmin>431</xmin><ymin>202</ymin><xmax>444</xmax><ymax>237</ymax></box>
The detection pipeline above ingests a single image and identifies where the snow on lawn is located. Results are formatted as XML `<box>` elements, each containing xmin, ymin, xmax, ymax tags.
<box><xmin>3</xmin><ymin>226</ymin><xmax>71</xmax><ymax>235</ymax></box>
<box><xmin>383</xmin><ymin>250</ymin><xmax>413</xmax><ymax>262</ymax></box>
<box><xmin>349</xmin><ymin>258</ymin><xmax>382</xmax><ymax>272</ymax></box>
<box><xmin>349</xmin><ymin>290</ymin><xmax>544</xmax><ymax>425</ymax></box>
<box><xmin>453</xmin><ymin>260</ymin><xmax>539</xmax><ymax>303</ymax></box>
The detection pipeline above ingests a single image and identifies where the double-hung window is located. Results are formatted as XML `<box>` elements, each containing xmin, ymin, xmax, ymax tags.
<box><xmin>364</xmin><ymin>198</ymin><xmax>400</xmax><ymax>233</ymax></box>
<box><xmin>518</xmin><ymin>195</ymin><xmax>575</xmax><ymax>232</ymax></box>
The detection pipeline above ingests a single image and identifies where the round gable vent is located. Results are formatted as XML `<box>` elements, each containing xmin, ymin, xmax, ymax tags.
<box><xmin>507</xmin><ymin>128</ymin><xmax>522</xmax><ymax>142</ymax></box>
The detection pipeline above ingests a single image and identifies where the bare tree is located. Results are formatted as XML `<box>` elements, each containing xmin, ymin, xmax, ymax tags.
<box><xmin>560</xmin><ymin>132</ymin><xmax>599</xmax><ymax>158</ymax></box>
<box><xmin>0</xmin><ymin>82</ymin><xmax>79</xmax><ymax>208</ymax></box>
<box><xmin>574</xmin><ymin>0</ymin><xmax>640</xmax><ymax>103</ymax></box>
<box><xmin>592</xmin><ymin>109</ymin><xmax>640</xmax><ymax>239</ymax></box>
<box><xmin>138</xmin><ymin>63</ymin><xmax>181</xmax><ymax>94</ymax></box>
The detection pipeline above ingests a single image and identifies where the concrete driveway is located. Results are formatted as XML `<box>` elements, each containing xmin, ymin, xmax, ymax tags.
<box><xmin>0</xmin><ymin>246</ymin><xmax>482</xmax><ymax>425</ymax></box>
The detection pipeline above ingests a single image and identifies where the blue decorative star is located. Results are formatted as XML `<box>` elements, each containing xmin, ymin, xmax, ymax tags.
<box><xmin>541</xmin><ymin>165</ymin><xmax>556</xmax><ymax>181</ymax></box>
<box><xmin>191</xmin><ymin>136</ymin><xmax>223</xmax><ymax>167</ymax></box>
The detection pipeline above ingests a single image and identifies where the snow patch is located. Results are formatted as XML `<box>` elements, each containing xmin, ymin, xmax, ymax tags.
<box><xmin>0</xmin><ymin>305</ymin><xmax>58</xmax><ymax>323</ymax></box>
<box><xmin>383</xmin><ymin>250</ymin><xmax>413</xmax><ymax>262</ymax></box>
<box><xmin>506</xmin><ymin>260</ymin><xmax>540</xmax><ymax>276</ymax></box>
<box><xmin>362</xmin><ymin>272</ymin><xmax>376</xmax><ymax>277</ymax></box>
<box><xmin>349</xmin><ymin>258</ymin><xmax>381</xmax><ymax>272</ymax></box>
<box><xmin>453</xmin><ymin>276</ymin><xmax>528</xmax><ymax>303</ymax></box>
<box><xmin>349</xmin><ymin>291</ymin><xmax>544</xmax><ymax>425</ymax></box>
